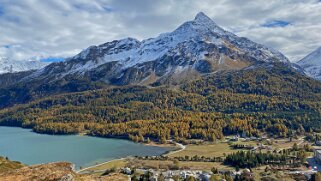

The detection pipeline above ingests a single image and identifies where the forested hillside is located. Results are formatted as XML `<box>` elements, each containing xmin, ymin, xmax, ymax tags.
<box><xmin>0</xmin><ymin>63</ymin><xmax>320</xmax><ymax>142</ymax></box>
<box><xmin>0</xmin><ymin>76</ymin><xmax>108</xmax><ymax>108</ymax></box>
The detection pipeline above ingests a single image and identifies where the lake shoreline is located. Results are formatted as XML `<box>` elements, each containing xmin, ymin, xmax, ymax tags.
<box><xmin>0</xmin><ymin>126</ymin><xmax>174</xmax><ymax>170</ymax></box>
<box><xmin>76</xmin><ymin>141</ymin><xmax>186</xmax><ymax>173</ymax></box>
<box><xmin>76</xmin><ymin>157</ymin><xmax>127</xmax><ymax>173</ymax></box>
<box><xmin>0</xmin><ymin>125</ymin><xmax>173</xmax><ymax>148</ymax></box>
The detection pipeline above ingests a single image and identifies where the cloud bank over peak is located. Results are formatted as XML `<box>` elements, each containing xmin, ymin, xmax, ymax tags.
<box><xmin>0</xmin><ymin>0</ymin><xmax>321</xmax><ymax>62</ymax></box>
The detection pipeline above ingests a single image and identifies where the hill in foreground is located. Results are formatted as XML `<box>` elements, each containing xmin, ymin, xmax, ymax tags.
<box><xmin>0</xmin><ymin>160</ymin><xmax>127</xmax><ymax>181</ymax></box>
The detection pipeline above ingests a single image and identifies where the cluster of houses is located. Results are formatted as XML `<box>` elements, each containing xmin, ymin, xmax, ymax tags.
<box><xmin>229</xmin><ymin>134</ymin><xmax>261</xmax><ymax>142</ymax></box>
<box><xmin>230</xmin><ymin>134</ymin><xmax>273</xmax><ymax>151</ymax></box>
<box><xmin>158</xmin><ymin>170</ymin><xmax>212</xmax><ymax>181</ymax></box>
<box><xmin>122</xmin><ymin>167</ymin><xmax>249</xmax><ymax>181</ymax></box>
<box><xmin>119</xmin><ymin>136</ymin><xmax>321</xmax><ymax>180</ymax></box>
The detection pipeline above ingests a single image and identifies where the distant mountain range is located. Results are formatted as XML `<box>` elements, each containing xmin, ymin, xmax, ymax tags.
<box><xmin>0</xmin><ymin>57</ymin><xmax>49</xmax><ymax>75</ymax></box>
<box><xmin>297</xmin><ymin>47</ymin><xmax>321</xmax><ymax>81</ymax></box>
<box><xmin>1</xmin><ymin>13</ymin><xmax>320</xmax><ymax>85</ymax></box>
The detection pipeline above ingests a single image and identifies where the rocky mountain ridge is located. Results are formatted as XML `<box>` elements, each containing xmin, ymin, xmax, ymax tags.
<box><xmin>26</xmin><ymin>12</ymin><xmax>290</xmax><ymax>85</ymax></box>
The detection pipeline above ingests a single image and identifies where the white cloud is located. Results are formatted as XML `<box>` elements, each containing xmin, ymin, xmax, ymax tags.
<box><xmin>0</xmin><ymin>0</ymin><xmax>320</xmax><ymax>62</ymax></box>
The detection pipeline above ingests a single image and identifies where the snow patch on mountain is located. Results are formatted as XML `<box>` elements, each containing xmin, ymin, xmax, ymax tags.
<box><xmin>60</xmin><ymin>12</ymin><xmax>288</xmax><ymax>75</ymax></box>
<box><xmin>27</xmin><ymin>12</ymin><xmax>290</xmax><ymax>85</ymax></box>
<box><xmin>0</xmin><ymin>57</ymin><xmax>50</xmax><ymax>74</ymax></box>
<box><xmin>297</xmin><ymin>47</ymin><xmax>321</xmax><ymax>81</ymax></box>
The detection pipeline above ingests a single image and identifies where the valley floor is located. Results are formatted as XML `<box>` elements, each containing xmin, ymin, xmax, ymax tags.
<box><xmin>1</xmin><ymin>136</ymin><xmax>319</xmax><ymax>181</ymax></box>
<box><xmin>76</xmin><ymin>136</ymin><xmax>317</xmax><ymax>180</ymax></box>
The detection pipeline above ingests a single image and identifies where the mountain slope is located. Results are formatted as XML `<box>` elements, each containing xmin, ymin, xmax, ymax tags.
<box><xmin>0</xmin><ymin>57</ymin><xmax>49</xmax><ymax>75</ymax></box>
<box><xmin>0</xmin><ymin>63</ymin><xmax>320</xmax><ymax>140</ymax></box>
<box><xmin>0</xmin><ymin>71</ymin><xmax>34</xmax><ymax>88</ymax></box>
<box><xmin>297</xmin><ymin>47</ymin><xmax>321</xmax><ymax>81</ymax></box>
<box><xmin>26</xmin><ymin>12</ymin><xmax>289</xmax><ymax>86</ymax></box>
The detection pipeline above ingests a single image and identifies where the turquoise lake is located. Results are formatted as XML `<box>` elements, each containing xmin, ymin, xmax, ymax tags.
<box><xmin>0</xmin><ymin>126</ymin><xmax>172</xmax><ymax>169</ymax></box>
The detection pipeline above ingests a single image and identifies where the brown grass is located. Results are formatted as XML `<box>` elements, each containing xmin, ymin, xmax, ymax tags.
<box><xmin>168</xmin><ymin>142</ymin><xmax>240</xmax><ymax>158</ymax></box>
<box><xmin>128</xmin><ymin>159</ymin><xmax>233</xmax><ymax>171</ymax></box>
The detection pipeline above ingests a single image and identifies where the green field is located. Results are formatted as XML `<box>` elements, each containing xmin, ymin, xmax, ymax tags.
<box><xmin>168</xmin><ymin>141</ymin><xmax>257</xmax><ymax>158</ymax></box>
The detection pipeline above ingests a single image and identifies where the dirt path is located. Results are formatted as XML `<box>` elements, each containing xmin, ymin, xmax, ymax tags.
<box><xmin>164</xmin><ymin>142</ymin><xmax>186</xmax><ymax>156</ymax></box>
<box><xmin>76</xmin><ymin>158</ymin><xmax>126</xmax><ymax>174</ymax></box>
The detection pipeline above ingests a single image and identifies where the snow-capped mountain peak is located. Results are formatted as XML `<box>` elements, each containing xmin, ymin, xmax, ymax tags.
<box><xmin>297</xmin><ymin>46</ymin><xmax>321</xmax><ymax>81</ymax></box>
<box><xmin>29</xmin><ymin>12</ymin><xmax>290</xmax><ymax>85</ymax></box>
<box><xmin>170</xmin><ymin>12</ymin><xmax>229</xmax><ymax>40</ymax></box>
<box><xmin>194</xmin><ymin>12</ymin><xmax>213</xmax><ymax>23</ymax></box>
<box><xmin>299</xmin><ymin>47</ymin><xmax>321</xmax><ymax>66</ymax></box>
<box><xmin>193</xmin><ymin>12</ymin><xmax>225</xmax><ymax>33</ymax></box>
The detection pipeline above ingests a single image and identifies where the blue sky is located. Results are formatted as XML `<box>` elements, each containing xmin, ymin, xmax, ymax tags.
<box><xmin>0</xmin><ymin>0</ymin><xmax>321</xmax><ymax>62</ymax></box>
<box><xmin>262</xmin><ymin>20</ymin><xmax>291</xmax><ymax>28</ymax></box>
<box><xmin>40</xmin><ymin>57</ymin><xmax>64</xmax><ymax>62</ymax></box>
<box><xmin>0</xmin><ymin>6</ymin><xmax>4</xmax><ymax>16</ymax></box>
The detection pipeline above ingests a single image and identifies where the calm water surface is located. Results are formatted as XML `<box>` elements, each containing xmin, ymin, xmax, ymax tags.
<box><xmin>0</xmin><ymin>126</ymin><xmax>172</xmax><ymax>169</ymax></box>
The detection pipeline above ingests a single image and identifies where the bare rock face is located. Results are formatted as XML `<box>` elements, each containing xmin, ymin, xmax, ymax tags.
<box><xmin>25</xmin><ymin>12</ymin><xmax>289</xmax><ymax>86</ymax></box>
<box><xmin>59</xmin><ymin>174</ymin><xmax>74</xmax><ymax>181</ymax></box>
